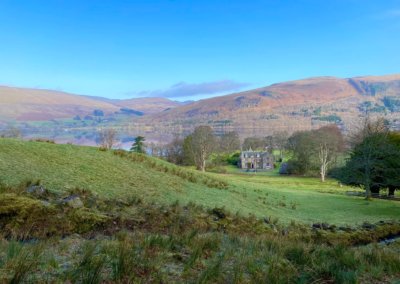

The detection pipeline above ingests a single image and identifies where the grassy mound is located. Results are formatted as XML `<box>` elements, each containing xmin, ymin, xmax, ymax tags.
<box><xmin>0</xmin><ymin>138</ymin><xmax>226</xmax><ymax>201</ymax></box>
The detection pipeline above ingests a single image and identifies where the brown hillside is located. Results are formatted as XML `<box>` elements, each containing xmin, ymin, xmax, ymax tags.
<box><xmin>2</xmin><ymin>74</ymin><xmax>400</xmax><ymax>141</ymax></box>
<box><xmin>0</xmin><ymin>86</ymin><xmax>119</xmax><ymax>121</ymax></box>
<box><xmin>113</xmin><ymin>97</ymin><xmax>182</xmax><ymax>114</ymax></box>
<box><xmin>138</xmin><ymin>74</ymin><xmax>400</xmax><ymax>138</ymax></box>
<box><xmin>0</xmin><ymin>86</ymin><xmax>182</xmax><ymax>121</ymax></box>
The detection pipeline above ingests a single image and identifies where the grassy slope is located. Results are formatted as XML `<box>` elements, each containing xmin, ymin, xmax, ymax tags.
<box><xmin>0</xmin><ymin>138</ymin><xmax>399</xmax><ymax>225</ymax></box>
<box><xmin>0</xmin><ymin>139</ymin><xmax>208</xmax><ymax>201</ymax></box>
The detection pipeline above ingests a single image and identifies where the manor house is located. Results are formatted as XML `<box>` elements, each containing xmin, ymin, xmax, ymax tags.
<box><xmin>240</xmin><ymin>148</ymin><xmax>274</xmax><ymax>170</ymax></box>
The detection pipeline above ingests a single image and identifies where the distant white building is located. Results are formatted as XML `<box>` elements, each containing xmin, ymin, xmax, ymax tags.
<box><xmin>240</xmin><ymin>148</ymin><xmax>274</xmax><ymax>170</ymax></box>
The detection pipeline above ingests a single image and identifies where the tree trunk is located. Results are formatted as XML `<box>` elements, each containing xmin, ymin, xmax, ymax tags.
<box><xmin>199</xmin><ymin>150</ymin><xmax>206</xmax><ymax>172</ymax></box>
<box><xmin>364</xmin><ymin>158</ymin><xmax>372</xmax><ymax>199</ymax></box>
<box><xmin>319</xmin><ymin>143</ymin><xmax>329</xmax><ymax>183</ymax></box>
<box><xmin>388</xmin><ymin>186</ymin><xmax>395</xmax><ymax>198</ymax></box>
<box><xmin>365</xmin><ymin>184</ymin><xmax>372</xmax><ymax>200</ymax></box>
<box><xmin>201</xmin><ymin>159</ymin><xmax>206</xmax><ymax>172</ymax></box>
<box><xmin>320</xmin><ymin>164</ymin><xmax>326</xmax><ymax>182</ymax></box>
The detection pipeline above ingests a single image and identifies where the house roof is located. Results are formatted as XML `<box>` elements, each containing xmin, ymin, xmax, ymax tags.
<box><xmin>241</xmin><ymin>149</ymin><xmax>270</xmax><ymax>155</ymax></box>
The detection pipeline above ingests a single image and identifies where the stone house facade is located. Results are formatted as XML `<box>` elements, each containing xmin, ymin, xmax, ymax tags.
<box><xmin>240</xmin><ymin>148</ymin><xmax>274</xmax><ymax>170</ymax></box>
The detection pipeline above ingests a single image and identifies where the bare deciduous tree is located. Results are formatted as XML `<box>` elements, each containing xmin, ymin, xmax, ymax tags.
<box><xmin>98</xmin><ymin>128</ymin><xmax>117</xmax><ymax>150</ymax></box>
<box><xmin>287</xmin><ymin>125</ymin><xmax>344</xmax><ymax>181</ymax></box>
<box><xmin>1</xmin><ymin>126</ymin><xmax>22</xmax><ymax>138</ymax></box>
<box><xmin>315</xmin><ymin>125</ymin><xmax>344</xmax><ymax>182</ymax></box>
<box><xmin>242</xmin><ymin>137</ymin><xmax>265</xmax><ymax>151</ymax></box>
<box><xmin>348</xmin><ymin>116</ymin><xmax>388</xmax><ymax>147</ymax></box>
<box><xmin>219</xmin><ymin>131</ymin><xmax>240</xmax><ymax>153</ymax></box>
<box><xmin>190</xmin><ymin>126</ymin><xmax>215</xmax><ymax>172</ymax></box>
<box><xmin>148</xmin><ymin>142</ymin><xmax>161</xmax><ymax>156</ymax></box>
<box><xmin>318</xmin><ymin>142</ymin><xmax>330</xmax><ymax>183</ymax></box>
<box><xmin>165</xmin><ymin>136</ymin><xmax>185</xmax><ymax>164</ymax></box>
<box><xmin>272</xmin><ymin>131</ymin><xmax>289</xmax><ymax>161</ymax></box>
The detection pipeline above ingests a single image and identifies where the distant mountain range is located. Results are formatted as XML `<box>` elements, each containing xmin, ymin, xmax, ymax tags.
<box><xmin>139</xmin><ymin>74</ymin><xmax>400</xmax><ymax>137</ymax></box>
<box><xmin>1</xmin><ymin>74</ymin><xmax>400</xmax><ymax>141</ymax></box>
<box><xmin>0</xmin><ymin>86</ymin><xmax>182</xmax><ymax>122</ymax></box>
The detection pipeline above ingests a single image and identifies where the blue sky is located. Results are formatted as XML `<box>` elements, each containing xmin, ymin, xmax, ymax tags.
<box><xmin>0</xmin><ymin>0</ymin><xmax>399</xmax><ymax>101</ymax></box>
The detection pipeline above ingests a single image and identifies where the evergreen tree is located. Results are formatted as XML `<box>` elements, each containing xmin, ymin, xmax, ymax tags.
<box><xmin>130</xmin><ymin>136</ymin><xmax>146</xmax><ymax>154</ymax></box>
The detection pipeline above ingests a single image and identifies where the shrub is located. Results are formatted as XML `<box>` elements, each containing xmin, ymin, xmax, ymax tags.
<box><xmin>0</xmin><ymin>193</ymin><xmax>58</xmax><ymax>239</ymax></box>
<box><xmin>279</xmin><ymin>162</ymin><xmax>289</xmax><ymax>175</ymax></box>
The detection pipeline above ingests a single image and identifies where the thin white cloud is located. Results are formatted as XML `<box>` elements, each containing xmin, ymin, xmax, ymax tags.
<box><xmin>129</xmin><ymin>80</ymin><xmax>249</xmax><ymax>99</ymax></box>
<box><xmin>376</xmin><ymin>9</ymin><xmax>400</xmax><ymax>19</ymax></box>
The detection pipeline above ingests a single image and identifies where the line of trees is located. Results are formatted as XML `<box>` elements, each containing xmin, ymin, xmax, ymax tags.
<box><xmin>242</xmin><ymin>131</ymin><xmax>288</xmax><ymax>161</ymax></box>
<box><xmin>96</xmin><ymin>126</ymin><xmax>289</xmax><ymax>172</ymax></box>
<box><xmin>95</xmin><ymin>121</ymin><xmax>400</xmax><ymax>200</ymax></box>
<box><xmin>335</xmin><ymin>118</ymin><xmax>400</xmax><ymax>199</ymax></box>
<box><xmin>0</xmin><ymin>126</ymin><xmax>22</xmax><ymax>139</ymax></box>
<box><xmin>98</xmin><ymin>128</ymin><xmax>117</xmax><ymax>150</ymax></box>
<box><xmin>162</xmin><ymin>126</ymin><xmax>241</xmax><ymax>171</ymax></box>
<box><xmin>282</xmin><ymin>118</ymin><xmax>400</xmax><ymax>198</ymax></box>
<box><xmin>285</xmin><ymin>125</ymin><xmax>344</xmax><ymax>182</ymax></box>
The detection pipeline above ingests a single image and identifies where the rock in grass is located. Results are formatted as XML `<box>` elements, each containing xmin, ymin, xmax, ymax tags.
<box><xmin>312</xmin><ymin>223</ymin><xmax>323</xmax><ymax>229</ymax></box>
<box><xmin>26</xmin><ymin>185</ymin><xmax>47</xmax><ymax>196</ymax></box>
<box><xmin>321</xmin><ymin>223</ymin><xmax>330</xmax><ymax>230</ymax></box>
<box><xmin>312</xmin><ymin>223</ymin><xmax>332</xmax><ymax>230</ymax></box>
<box><xmin>62</xmin><ymin>195</ymin><xmax>84</xmax><ymax>208</ymax></box>
<box><xmin>211</xmin><ymin>208</ymin><xmax>226</xmax><ymax>219</ymax></box>
<box><xmin>362</xmin><ymin>222</ymin><xmax>376</xmax><ymax>230</ymax></box>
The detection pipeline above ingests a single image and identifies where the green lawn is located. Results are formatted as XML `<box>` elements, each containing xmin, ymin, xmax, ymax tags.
<box><xmin>214</xmin><ymin>173</ymin><xmax>399</xmax><ymax>224</ymax></box>
<box><xmin>0</xmin><ymin>138</ymin><xmax>399</xmax><ymax>225</ymax></box>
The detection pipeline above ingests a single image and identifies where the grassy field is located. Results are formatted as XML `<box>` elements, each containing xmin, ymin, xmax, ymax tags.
<box><xmin>1</xmin><ymin>138</ymin><xmax>400</xmax><ymax>283</ymax></box>
<box><xmin>0</xmin><ymin>138</ymin><xmax>399</xmax><ymax>226</ymax></box>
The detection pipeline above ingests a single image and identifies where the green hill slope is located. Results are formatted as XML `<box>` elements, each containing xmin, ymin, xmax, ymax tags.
<box><xmin>0</xmin><ymin>139</ymin><xmax>223</xmax><ymax>201</ymax></box>
<box><xmin>0</xmin><ymin>138</ymin><xmax>399</xmax><ymax>225</ymax></box>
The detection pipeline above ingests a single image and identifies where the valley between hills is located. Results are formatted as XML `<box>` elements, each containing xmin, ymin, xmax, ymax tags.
<box><xmin>1</xmin><ymin>76</ymin><xmax>400</xmax><ymax>282</ymax></box>
<box><xmin>1</xmin><ymin>74</ymin><xmax>400</xmax><ymax>144</ymax></box>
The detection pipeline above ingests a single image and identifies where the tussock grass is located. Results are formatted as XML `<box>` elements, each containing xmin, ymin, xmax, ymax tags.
<box><xmin>68</xmin><ymin>242</ymin><xmax>106</xmax><ymax>284</ymax></box>
<box><xmin>2</xmin><ymin>230</ymin><xmax>396</xmax><ymax>283</ymax></box>
<box><xmin>0</xmin><ymin>184</ymin><xmax>399</xmax><ymax>282</ymax></box>
<box><xmin>0</xmin><ymin>241</ymin><xmax>43</xmax><ymax>283</ymax></box>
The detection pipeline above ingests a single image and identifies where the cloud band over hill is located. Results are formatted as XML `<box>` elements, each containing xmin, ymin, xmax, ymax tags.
<box><xmin>131</xmin><ymin>80</ymin><xmax>249</xmax><ymax>99</ymax></box>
